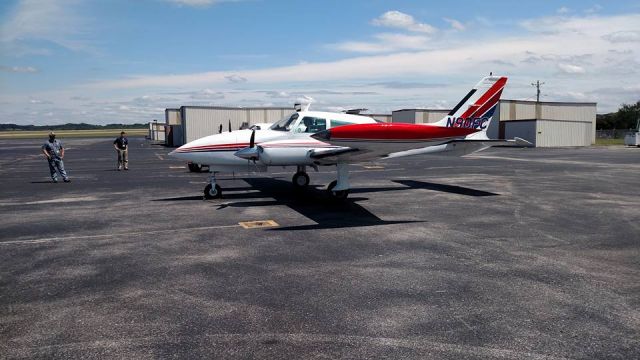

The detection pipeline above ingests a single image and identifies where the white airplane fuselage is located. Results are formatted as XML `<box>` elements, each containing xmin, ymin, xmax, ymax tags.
<box><xmin>170</xmin><ymin>110</ymin><xmax>380</xmax><ymax>171</ymax></box>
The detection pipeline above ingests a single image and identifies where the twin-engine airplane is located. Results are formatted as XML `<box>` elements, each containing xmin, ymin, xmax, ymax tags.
<box><xmin>170</xmin><ymin>76</ymin><xmax>529</xmax><ymax>200</ymax></box>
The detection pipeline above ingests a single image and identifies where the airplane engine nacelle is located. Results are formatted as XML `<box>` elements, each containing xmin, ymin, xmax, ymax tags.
<box><xmin>258</xmin><ymin>147</ymin><xmax>314</xmax><ymax>166</ymax></box>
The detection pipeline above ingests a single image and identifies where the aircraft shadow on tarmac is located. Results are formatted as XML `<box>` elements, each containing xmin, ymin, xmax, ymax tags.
<box><xmin>225</xmin><ymin>177</ymin><xmax>420</xmax><ymax>231</ymax></box>
<box><xmin>154</xmin><ymin>178</ymin><xmax>496</xmax><ymax>230</ymax></box>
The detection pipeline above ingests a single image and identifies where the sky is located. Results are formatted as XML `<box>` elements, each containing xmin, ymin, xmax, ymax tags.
<box><xmin>1</xmin><ymin>0</ymin><xmax>639</xmax><ymax>125</ymax></box>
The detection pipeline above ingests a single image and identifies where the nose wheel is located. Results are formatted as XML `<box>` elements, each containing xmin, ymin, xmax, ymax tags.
<box><xmin>204</xmin><ymin>183</ymin><xmax>222</xmax><ymax>199</ymax></box>
<box><xmin>292</xmin><ymin>171</ymin><xmax>310</xmax><ymax>188</ymax></box>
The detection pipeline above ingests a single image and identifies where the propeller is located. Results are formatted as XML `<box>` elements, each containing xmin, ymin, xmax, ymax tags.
<box><xmin>234</xmin><ymin>129</ymin><xmax>260</xmax><ymax>162</ymax></box>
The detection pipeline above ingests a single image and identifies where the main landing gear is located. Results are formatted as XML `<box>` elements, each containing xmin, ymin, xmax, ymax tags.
<box><xmin>292</xmin><ymin>165</ymin><xmax>310</xmax><ymax>189</ymax></box>
<box><xmin>292</xmin><ymin>164</ymin><xmax>351</xmax><ymax>200</ymax></box>
<box><xmin>326</xmin><ymin>163</ymin><xmax>350</xmax><ymax>200</ymax></box>
<box><xmin>201</xmin><ymin>164</ymin><xmax>351</xmax><ymax>201</ymax></box>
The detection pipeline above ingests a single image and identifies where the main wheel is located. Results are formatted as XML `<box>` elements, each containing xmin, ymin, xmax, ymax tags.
<box><xmin>292</xmin><ymin>171</ymin><xmax>310</xmax><ymax>188</ymax></box>
<box><xmin>188</xmin><ymin>162</ymin><xmax>203</xmax><ymax>172</ymax></box>
<box><xmin>204</xmin><ymin>184</ymin><xmax>222</xmax><ymax>199</ymax></box>
<box><xmin>327</xmin><ymin>180</ymin><xmax>349</xmax><ymax>200</ymax></box>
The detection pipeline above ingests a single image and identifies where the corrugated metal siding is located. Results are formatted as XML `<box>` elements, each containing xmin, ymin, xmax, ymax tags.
<box><xmin>392</xmin><ymin>110</ymin><xmax>418</xmax><ymax>123</ymax></box>
<box><xmin>424</xmin><ymin>110</ymin><xmax>449</xmax><ymax>123</ymax></box>
<box><xmin>505</xmin><ymin>101</ymin><xmax>537</xmax><ymax>120</ymax></box>
<box><xmin>540</xmin><ymin>103</ymin><xmax>595</xmax><ymax>122</ymax></box>
<box><xmin>369</xmin><ymin>114</ymin><xmax>392</xmax><ymax>122</ymax></box>
<box><xmin>265</xmin><ymin>109</ymin><xmax>290</xmax><ymax>122</ymax></box>
<box><xmin>184</xmin><ymin>108</ymin><xmax>245</xmax><ymax>142</ymax></box>
<box><xmin>536</xmin><ymin>120</ymin><xmax>592</xmax><ymax>147</ymax></box>
<box><xmin>182</xmin><ymin>107</ymin><xmax>292</xmax><ymax>143</ymax></box>
<box><xmin>165</xmin><ymin>109</ymin><xmax>181</xmax><ymax>125</ymax></box>
<box><xmin>487</xmin><ymin>102</ymin><xmax>500</xmax><ymax>139</ymax></box>
<box><xmin>505</xmin><ymin>121</ymin><xmax>537</xmax><ymax>146</ymax></box>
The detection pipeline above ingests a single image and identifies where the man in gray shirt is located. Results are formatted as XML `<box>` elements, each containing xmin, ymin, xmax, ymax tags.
<box><xmin>41</xmin><ymin>132</ymin><xmax>70</xmax><ymax>183</ymax></box>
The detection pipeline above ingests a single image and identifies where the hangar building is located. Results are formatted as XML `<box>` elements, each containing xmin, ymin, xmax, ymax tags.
<box><xmin>391</xmin><ymin>100</ymin><xmax>597</xmax><ymax>147</ymax></box>
<box><xmin>148</xmin><ymin>121</ymin><xmax>165</xmax><ymax>142</ymax></box>
<box><xmin>164</xmin><ymin>106</ymin><xmax>293</xmax><ymax>147</ymax></box>
<box><xmin>165</xmin><ymin>109</ymin><xmax>182</xmax><ymax>147</ymax></box>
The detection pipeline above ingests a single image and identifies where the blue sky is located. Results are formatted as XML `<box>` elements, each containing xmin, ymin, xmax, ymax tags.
<box><xmin>1</xmin><ymin>0</ymin><xmax>639</xmax><ymax>125</ymax></box>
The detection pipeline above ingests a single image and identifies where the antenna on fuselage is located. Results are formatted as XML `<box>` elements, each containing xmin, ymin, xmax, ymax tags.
<box><xmin>228</xmin><ymin>119</ymin><xmax>231</xmax><ymax>133</ymax></box>
<box><xmin>218</xmin><ymin>124</ymin><xmax>223</xmax><ymax>133</ymax></box>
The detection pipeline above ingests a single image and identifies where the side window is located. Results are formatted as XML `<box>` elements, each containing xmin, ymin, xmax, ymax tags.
<box><xmin>298</xmin><ymin>117</ymin><xmax>327</xmax><ymax>133</ymax></box>
<box><xmin>330</xmin><ymin>119</ymin><xmax>352</xmax><ymax>128</ymax></box>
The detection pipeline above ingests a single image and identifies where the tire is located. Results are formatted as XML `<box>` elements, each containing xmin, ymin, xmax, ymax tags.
<box><xmin>327</xmin><ymin>180</ymin><xmax>349</xmax><ymax>200</ymax></box>
<box><xmin>188</xmin><ymin>163</ymin><xmax>203</xmax><ymax>172</ymax></box>
<box><xmin>292</xmin><ymin>172</ymin><xmax>310</xmax><ymax>188</ymax></box>
<box><xmin>204</xmin><ymin>184</ymin><xmax>222</xmax><ymax>199</ymax></box>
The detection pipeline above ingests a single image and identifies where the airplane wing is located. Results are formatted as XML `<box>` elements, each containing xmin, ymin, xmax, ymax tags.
<box><xmin>384</xmin><ymin>137</ymin><xmax>532</xmax><ymax>159</ymax></box>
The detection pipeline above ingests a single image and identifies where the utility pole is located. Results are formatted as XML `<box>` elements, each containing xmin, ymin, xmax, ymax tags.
<box><xmin>531</xmin><ymin>80</ymin><xmax>545</xmax><ymax>102</ymax></box>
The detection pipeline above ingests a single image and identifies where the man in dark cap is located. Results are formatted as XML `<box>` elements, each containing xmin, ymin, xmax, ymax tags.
<box><xmin>113</xmin><ymin>131</ymin><xmax>129</xmax><ymax>170</ymax></box>
<box><xmin>41</xmin><ymin>131</ymin><xmax>70</xmax><ymax>183</ymax></box>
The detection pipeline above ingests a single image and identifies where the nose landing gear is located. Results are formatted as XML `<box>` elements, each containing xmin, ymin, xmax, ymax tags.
<box><xmin>203</xmin><ymin>172</ymin><xmax>222</xmax><ymax>199</ymax></box>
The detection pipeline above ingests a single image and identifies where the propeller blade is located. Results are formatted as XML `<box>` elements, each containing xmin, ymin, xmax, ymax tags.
<box><xmin>249</xmin><ymin>129</ymin><xmax>255</xmax><ymax>148</ymax></box>
<box><xmin>228</xmin><ymin>119</ymin><xmax>231</xmax><ymax>133</ymax></box>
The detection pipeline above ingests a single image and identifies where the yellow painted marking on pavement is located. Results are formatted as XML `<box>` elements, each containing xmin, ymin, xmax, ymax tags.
<box><xmin>239</xmin><ymin>220</ymin><xmax>279</xmax><ymax>229</ymax></box>
<box><xmin>362</xmin><ymin>165</ymin><xmax>385</xmax><ymax>169</ymax></box>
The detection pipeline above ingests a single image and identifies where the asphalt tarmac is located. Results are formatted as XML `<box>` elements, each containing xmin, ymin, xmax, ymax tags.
<box><xmin>0</xmin><ymin>137</ymin><xmax>638</xmax><ymax>359</ymax></box>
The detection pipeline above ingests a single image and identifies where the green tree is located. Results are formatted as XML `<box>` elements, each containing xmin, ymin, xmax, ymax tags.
<box><xmin>597</xmin><ymin>101</ymin><xmax>640</xmax><ymax>130</ymax></box>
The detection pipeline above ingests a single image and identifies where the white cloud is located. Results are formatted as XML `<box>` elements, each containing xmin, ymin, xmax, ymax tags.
<box><xmin>5</xmin><ymin>12</ymin><xmax>639</xmax><ymax>125</ymax></box>
<box><xmin>225</xmin><ymin>74</ymin><xmax>248</xmax><ymax>83</ymax></box>
<box><xmin>603</xmin><ymin>31</ymin><xmax>640</xmax><ymax>43</ymax></box>
<box><xmin>330</xmin><ymin>33</ymin><xmax>430</xmax><ymax>53</ymax></box>
<box><xmin>443</xmin><ymin>18</ymin><xmax>465</xmax><ymax>31</ymax></box>
<box><xmin>0</xmin><ymin>65</ymin><xmax>38</xmax><ymax>73</ymax></box>
<box><xmin>557</xmin><ymin>63</ymin><xmax>586</xmax><ymax>74</ymax></box>
<box><xmin>29</xmin><ymin>98</ymin><xmax>52</xmax><ymax>104</ymax></box>
<box><xmin>371</xmin><ymin>11</ymin><xmax>436</xmax><ymax>34</ymax></box>
<box><xmin>0</xmin><ymin>0</ymin><xmax>90</xmax><ymax>53</ymax></box>
<box><xmin>585</xmin><ymin>4</ymin><xmax>603</xmax><ymax>14</ymax></box>
<box><xmin>557</xmin><ymin>7</ymin><xmax>570</xmax><ymax>14</ymax></box>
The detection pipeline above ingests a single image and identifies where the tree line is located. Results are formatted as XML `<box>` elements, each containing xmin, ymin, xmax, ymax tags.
<box><xmin>597</xmin><ymin>101</ymin><xmax>640</xmax><ymax>130</ymax></box>
<box><xmin>0</xmin><ymin>123</ymin><xmax>148</xmax><ymax>131</ymax></box>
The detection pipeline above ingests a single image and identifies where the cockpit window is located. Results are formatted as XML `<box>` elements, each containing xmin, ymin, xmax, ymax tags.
<box><xmin>270</xmin><ymin>113</ymin><xmax>299</xmax><ymax>131</ymax></box>
<box><xmin>296</xmin><ymin>117</ymin><xmax>327</xmax><ymax>133</ymax></box>
<box><xmin>330</xmin><ymin>119</ymin><xmax>352</xmax><ymax>128</ymax></box>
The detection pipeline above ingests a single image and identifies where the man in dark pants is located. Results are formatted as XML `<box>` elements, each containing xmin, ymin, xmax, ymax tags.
<box><xmin>113</xmin><ymin>131</ymin><xmax>129</xmax><ymax>170</ymax></box>
<box><xmin>41</xmin><ymin>131</ymin><xmax>70</xmax><ymax>183</ymax></box>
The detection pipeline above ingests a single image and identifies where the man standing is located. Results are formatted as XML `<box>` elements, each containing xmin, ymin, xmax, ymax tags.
<box><xmin>113</xmin><ymin>131</ymin><xmax>129</xmax><ymax>170</ymax></box>
<box><xmin>41</xmin><ymin>131</ymin><xmax>70</xmax><ymax>183</ymax></box>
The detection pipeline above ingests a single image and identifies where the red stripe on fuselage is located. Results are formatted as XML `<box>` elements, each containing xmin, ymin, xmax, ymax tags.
<box><xmin>328</xmin><ymin>123</ymin><xmax>478</xmax><ymax>140</ymax></box>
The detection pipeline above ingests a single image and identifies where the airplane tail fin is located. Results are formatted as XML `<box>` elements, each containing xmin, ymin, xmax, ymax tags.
<box><xmin>433</xmin><ymin>76</ymin><xmax>507</xmax><ymax>139</ymax></box>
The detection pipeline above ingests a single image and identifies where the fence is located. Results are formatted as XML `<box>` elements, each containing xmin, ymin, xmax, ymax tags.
<box><xmin>596</xmin><ymin>129</ymin><xmax>634</xmax><ymax>139</ymax></box>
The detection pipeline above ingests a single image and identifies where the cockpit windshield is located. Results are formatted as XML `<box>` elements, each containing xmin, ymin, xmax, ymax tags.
<box><xmin>270</xmin><ymin>113</ymin><xmax>299</xmax><ymax>131</ymax></box>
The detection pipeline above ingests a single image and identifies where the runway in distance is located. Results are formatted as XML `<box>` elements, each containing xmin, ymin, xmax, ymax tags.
<box><xmin>169</xmin><ymin>76</ymin><xmax>529</xmax><ymax>200</ymax></box>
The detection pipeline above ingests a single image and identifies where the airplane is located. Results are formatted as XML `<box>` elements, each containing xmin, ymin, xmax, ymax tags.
<box><xmin>169</xmin><ymin>75</ymin><xmax>529</xmax><ymax>200</ymax></box>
